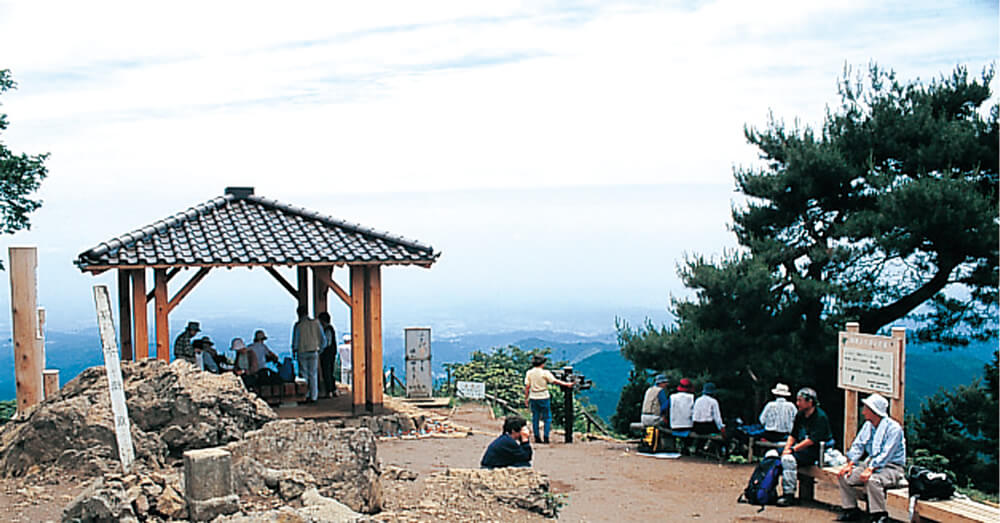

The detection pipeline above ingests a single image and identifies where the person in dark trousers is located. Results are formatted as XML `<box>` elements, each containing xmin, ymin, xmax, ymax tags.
<box><xmin>318</xmin><ymin>311</ymin><xmax>337</xmax><ymax>398</ymax></box>
<box><xmin>481</xmin><ymin>417</ymin><xmax>533</xmax><ymax>469</ymax></box>
<box><xmin>776</xmin><ymin>387</ymin><xmax>833</xmax><ymax>507</ymax></box>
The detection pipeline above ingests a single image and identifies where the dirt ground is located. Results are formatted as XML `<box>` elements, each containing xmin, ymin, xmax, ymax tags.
<box><xmin>379</xmin><ymin>402</ymin><xmax>848</xmax><ymax>522</ymax></box>
<box><xmin>0</xmin><ymin>402</ymin><xmax>848</xmax><ymax>522</ymax></box>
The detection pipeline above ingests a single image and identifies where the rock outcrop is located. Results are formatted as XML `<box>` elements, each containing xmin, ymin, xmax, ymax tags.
<box><xmin>0</xmin><ymin>359</ymin><xmax>276</xmax><ymax>478</ymax></box>
<box><xmin>227</xmin><ymin>419</ymin><xmax>382</xmax><ymax>513</ymax></box>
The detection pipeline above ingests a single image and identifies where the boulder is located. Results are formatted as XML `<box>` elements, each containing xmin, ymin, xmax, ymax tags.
<box><xmin>227</xmin><ymin>420</ymin><xmax>381</xmax><ymax>513</ymax></box>
<box><xmin>0</xmin><ymin>359</ymin><xmax>276</xmax><ymax>478</ymax></box>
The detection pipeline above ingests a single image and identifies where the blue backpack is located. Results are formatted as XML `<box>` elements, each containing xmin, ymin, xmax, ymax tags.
<box><xmin>278</xmin><ymin>357</ymin><xmax>295</xmax><ymax>382</ymax></box>
<box><xmin>739</xmin><ymin>456</ymin><xmax>782</xmax><ymax>510</ymax></box>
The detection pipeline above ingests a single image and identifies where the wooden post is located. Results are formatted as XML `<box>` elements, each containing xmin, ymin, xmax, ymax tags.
<box><xmin>43</xmin><ymin>369</ymin><xmax>59</xmax><ymax>399</ymax></box>
<box><xmin>9</xmin><ymin>247</ymin><xmax>43</xmax><ymax>414</ymax></box>
<box><xmin>296</xmin><ymin>266</ymin><xmax>309</xmax><ymax>314</ymax></box>
<box><xmin>843</xmin><ymin>322</ymin><xmax>860</xmax><ymax>448</ymax></box>
<box><xmin>153</xmin><ymin>268</ymin><xmax>169</xmax><ymax>361</ymax></box>
<box><xmin>117</xmin><ymin>269</ymin><xmax>133</xmax><ymax>360</ymax></box>
<box><xmin>890</xmin><ymin>327</ymin><xmax>906</xmax><ymax>425</ymax></box>
<box><xmin>365</xmin><ymin>266</ymin><xmax>383</xmax><ymax>410</ymax></box>
<box><xmin>350</xmin><ymin>266</ymin><xmax>367</xmax><ymax>413</ymax></box>
<box><xmin>563</xmin><ymin>366</ymin><xmax>574</xmax><ymax>443</ymax></box>
<box><xmin>131</xmin><ymin>269</ymin><xmax>149</xmax><ymax>360</ymax></box>
<box><xmin>312</xmin><ymin>266</ymin><xmax>330</xmax><ymax>317</ymax></box>
<box><xmin>37</xmin><ymin>307</ymin><xmax>46</xmax><ymax>369</ymax></box>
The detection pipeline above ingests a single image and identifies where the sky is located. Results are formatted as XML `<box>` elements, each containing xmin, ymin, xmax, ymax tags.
<box><xmin>0</xmin><ymin>1</ymin><xmax>995</xmax><ymax>341</ymax></box>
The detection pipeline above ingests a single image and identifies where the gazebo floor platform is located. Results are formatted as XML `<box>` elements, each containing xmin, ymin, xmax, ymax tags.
<box><xmin>272</xmin><ymin>385</ymin><xmax>398</xmax><ymax>420</ymax></box>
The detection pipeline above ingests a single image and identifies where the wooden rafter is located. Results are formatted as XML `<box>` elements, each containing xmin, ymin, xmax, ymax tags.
<box><xmin>145</xmin><ymin>267</ymin><xmax>181</xmax><ymax>303</ymax></box>
<box><xmin>167</xmin><ymin>267</ymin><xmax>210</xmax><ymax>312</ymax></box>
<box><xmin>265</xmin><ymin>266</ymin><xmax>298</xmax><ymax>298</ymax></box>
<box><xmin>314</xmin><ymin>267</ymin><xmax>351</xmax><ymax>308</ymax></box>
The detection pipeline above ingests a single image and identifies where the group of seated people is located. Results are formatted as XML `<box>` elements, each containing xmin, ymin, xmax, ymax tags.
<box><xmin>640</xmin><ymin>375</ymin><xmax>727</xmax><ymax>438</ymax></box>
<box><xmin>172</xmin><ymin>321</ymin><xmax>279</xmax><ymax>386</ymax></box>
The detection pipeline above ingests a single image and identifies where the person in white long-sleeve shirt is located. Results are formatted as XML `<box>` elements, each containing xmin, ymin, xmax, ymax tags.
<box><xmin>759</xmin><ymin>383</ymin><xmax>797</xmax><ymax>442</ymax></box>
<box><xmin>669</xmin><ymin>378</ymin><xmax>695</xmax><ymax>432</ymax></box>
<box><xmin>692</xmin><ymin>382</ymin><xmax>725</xmax><ymax>435</ymax></box>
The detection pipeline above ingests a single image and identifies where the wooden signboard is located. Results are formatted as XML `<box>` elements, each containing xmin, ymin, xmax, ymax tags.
<box><xmin>94</xmin><ymin>285</ymin><xmax>135</xmax><ymax>473</ymax></box>
<box><xmin>837</xmin><ymin>323</ymin><xmax>906</xmax><ymax>448</ymax></box>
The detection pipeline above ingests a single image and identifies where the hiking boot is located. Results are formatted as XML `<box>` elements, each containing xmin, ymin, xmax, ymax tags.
<box><xmin>869</xmin><ymin>512</ymin><xmax>890</xmax><ymax>523</ymax></box>
<box><xmin>775</xmin><ymin>495</ymin><xmax>797</xmax><ymax>507</ymax></box>
<box><xmin>543</xmin><ymin>438</ymin><xmax>550</xmax><ymax>444</ymax></box>
<box><xmin>834</xmin><ymin>508</ymin><xmax>864</xmax><ymax>521</ymax></box>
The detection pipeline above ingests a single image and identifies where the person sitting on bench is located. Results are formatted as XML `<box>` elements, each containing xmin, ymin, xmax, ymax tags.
<box><xmin>481</xmin><ymin>417</ymin><xmax>533</xmax><ymax>469</ymax></box>
<box><xmin>640</xmin><ymin>374</ymin><xmax>671</xmax><ymax>432</ymax></box>
<box><xmin>758</xmin><ymin>382</ymin><xmax>796</xmax><ymax>442</ymax></box>
<box><xmin>669</xmin><ymin>378</ymin><xmax>695</xmax><ymax>433</ymax></box>
<box><xmin>834</xmin><ymin>393</ymin><xmax>906</xmax><ymax>523</ymax></box>
<box><xmin>692</xmin><ymin>382</ymin><xmax>724</xmax><ymax>435</ymax></box>
<box><xmin>776</xmin><ymin>387</ymin><xmax>832</xmax><ymax>507</ymax></box>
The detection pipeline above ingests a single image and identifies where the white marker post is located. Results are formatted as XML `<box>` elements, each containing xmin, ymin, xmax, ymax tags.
<box><xmin>93</xmin><ymin>285</ymin><xmax>135</xmax><ymax>473</ymax></box>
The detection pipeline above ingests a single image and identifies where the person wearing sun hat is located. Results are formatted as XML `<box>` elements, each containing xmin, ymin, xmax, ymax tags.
<box><xmin>640</xmin><ymin>374</ymin><xmax>671</xmax><ymax>431</ymax></box>
<box><xmin>759</xmin><ymin>382</ymin><xmax>797</xmax><ymax>442</ymax></box>
<box><xmin>668</xmin><ymin>377</ymin><xmax>696</xmax><ymax>432</ymax></box>
<box><xmin>692</xmin><ymin>382</ymin><xmax>725</xmax><ymax>435</ymax></box>
<box><xmin>523</xmin><ymin>354</ymin><xmax>574</xmax><ymax>443</ymax></box>
<box><xmin>173</xmin><ymin>321</ymin><xmax>201</xmax><ymax>364</ymax></box>
<box><xmin>834</xmin><ymin>393</ymin><xmax>906</xmax><ymax>523</ymax></box>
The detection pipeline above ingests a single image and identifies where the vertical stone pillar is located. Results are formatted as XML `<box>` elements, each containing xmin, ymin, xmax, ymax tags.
<box><xmin>183</xmin><ymin>448</ymin><xmax>238</xmax><ymax>521</ymax></box>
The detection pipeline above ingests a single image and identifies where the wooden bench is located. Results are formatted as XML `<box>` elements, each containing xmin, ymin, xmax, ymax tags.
<box><xmin>747</xmin><ymin>439</ymin><xmax>784</xmax><ymax>461</ymax></box>
<box><xmin>629</xmin><ymin>422</ymin><xmax>726</xmax><ymax>459</ymax></box>
<box><xmin>799</xmin><ymin>465</ymin><xmax>999</xmax><ymax>522</ymax></box>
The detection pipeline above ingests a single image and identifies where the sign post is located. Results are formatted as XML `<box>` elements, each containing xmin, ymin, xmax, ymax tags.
<box><xmin>94</xmin><ymin>285</ymin><xmax>135</xmax><ymax>473</ymax></box>
<box><xmin>837</xmin><ymin>322</ymin><xmax>906</xmax><ymax>448</ymax></box>
<box><xmin>456</xmin><ymin>381</ymin><xmax>485</xmax><ymax>400</ymax></box>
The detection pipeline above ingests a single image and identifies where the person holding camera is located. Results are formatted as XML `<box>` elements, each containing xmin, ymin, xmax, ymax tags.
<box><xmin>481</xmin><ymin>417</ymin><xmax>534</xmax><ymax>469</ymax></box>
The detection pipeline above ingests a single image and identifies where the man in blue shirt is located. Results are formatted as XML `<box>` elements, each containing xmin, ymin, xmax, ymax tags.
<box><xmin>481</xmin><ymin>417</ymin><xmax>533</xmax><ymax>469</ymax></box>
<box><xmin>835</xmin><ymin>393</ymin><xmax>906</xmax><ymax>523</ymax></box>
<box><xmin>640</xmin><ymin>374</ymin><xmax>670</xmax><ymax>431</ymax></box>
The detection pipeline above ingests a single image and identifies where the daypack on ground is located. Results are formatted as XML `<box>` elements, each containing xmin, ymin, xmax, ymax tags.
<box><xmin>738</xmin><ymin>455</ymin><xmax>782</xmax><ymax>510</ymax></box>
<box><xmin>637</xmin><ymin>426</ymin><xmax>669</xmax><ymax>453</ymax></box>
<box><xmin>907</xmin><ymin>465</ymin><xmax>955</xmax><ymax>501</ymax></box>
<box><xmin>278</xmin><ymin>357</ymin><xmax>296</xmax><ymax>382</ymax></box>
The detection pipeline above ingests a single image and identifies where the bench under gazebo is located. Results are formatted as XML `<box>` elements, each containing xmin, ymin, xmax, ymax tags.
<box><xmin>75</xmin><ymin>186</ymin><xmax>439</xmax><ymax>413</ymax></box>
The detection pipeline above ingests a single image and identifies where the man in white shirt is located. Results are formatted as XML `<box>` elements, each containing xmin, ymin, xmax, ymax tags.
<box><xmin>523</xmin><ymin>355</ymin><xmax>573</xmax><ymax>444</ymax></box>
<box><xmin>248</xmin><ymin>329</ymin><xmax>278</xmax><ymax>373</ymax></box>
<box><xmin>692</xmin><ymin>382</ymin><xmax>724</xmax><ymax>435</ymax></box>
<box><xmin>759</xmin><ymin>383</ymin><xmax>797</xmax><ymax>442</ymax></box>
<box><xmin>669</xmin><ymin>378</ymin><xmax>695</xmax><ymax>432</ymax></box>
<box><xmin>291</xmin><ymin>306</ymin><xmax>325</xmax><ymax>403</ymax></box>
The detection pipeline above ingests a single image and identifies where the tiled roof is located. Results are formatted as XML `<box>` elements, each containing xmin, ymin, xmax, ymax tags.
<box><xmin>75</xmin><ymin>188</ymin><xmax>439</xmax><ymax>271</ymax></box>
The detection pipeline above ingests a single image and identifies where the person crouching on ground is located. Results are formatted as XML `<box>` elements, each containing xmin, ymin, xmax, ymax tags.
<box><xmin>834</xmin><ymin>393</ymin><xmax>906</xmax><ymax>523</ymax></box>
<box><xmin>524</xmin><ymin>355</ymin><xmax>574</xmax><ymax>444</ymax></box>
<box><xmin>640</xmin><ymin>374</ymin><xmax>671</xmax><ymax>432</ymax></box>
<box><xmin>481</xmin><ymin>417</ymin><xmax>533</xmax><ymax>469</ymax></box>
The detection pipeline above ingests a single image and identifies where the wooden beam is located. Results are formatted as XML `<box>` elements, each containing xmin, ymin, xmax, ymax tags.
<box><xmin>154</xmin><ymin>268</ymin><xmax>170</xmax><ymax>361</ymax></box>
<box><xmin>297</xmin><ymin>266</ymin><xmax>309</xmax><ymax>313</ymax></box>
<box><xmin>9</xmin><ymin>247</ymin><xmax>43</xmax><ymax>415</ymax></box>
<box><xmin>167</xmin><ymin>267</ymin><xmax>210</xmax><ymax>312</ymax></box>
<box><xmin>131</xmin><ymin>269</ymin><xmax>149</xmax><ymax>360</ymax></box>
<box><xmin>145</xmin><ymin>267</ymin><xmax>181</xmax><ymax>303</ymax></box>
<box><xmin>843</xmin><ymin>322</ymin><xmax>860</xmax><ymax>447</ymax></box>
<box><xmin>312</xmin><ymin>266</ymin><xmax>329</xmax><ymax>316</ymax></box>
<box><xmin>117</xmin><ymin>269</ymin><xmax>133</xmax><ymax>361</ymax></box>
<box><xmin>350</xmin><ymin>266</ymin><xmax>367</xmax><ymax>412</ymax></box>
<box><xmin>314</xmin><ymin>267</ymin><xmax>351</xmax><ymax>308</ymax></box>
<box><xmin>365</xmin><ymin>265</ymin><xmax>383</xmax><ymax>409</ymax></box>
<box><xmin>264</xmin><ymin>266</ymin><xmax>298</xmax><ymax>298</ymax></box>
<box><xmin>43</xmin><ymin>369</ymin><xmax>59</xmax><ymax>399</ymax></box>
<box><xmin>890</xmin><ymin>327</ymin><xmax>906</xmax><ymax>424</ymax></box>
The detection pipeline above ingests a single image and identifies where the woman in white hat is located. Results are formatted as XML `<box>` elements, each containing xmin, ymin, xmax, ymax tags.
<box><xmin>758</xmin><ymin>382</ymin><xmax>797</xmax><ymax>442</ymax></box>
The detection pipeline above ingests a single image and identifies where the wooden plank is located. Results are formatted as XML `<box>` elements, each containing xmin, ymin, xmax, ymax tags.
<box><xmin>93</xmin><ymin>285</ymin><xmax>136</xmax><ymax>473</ymax></box>
<box><xmin>365</xmin><ymin>266</ymin><xmax>383</xmax><ymax>409</ymax></box>
<box><xmin>312</xmin><ymin>266</ymin><xmax>329</xmax><ymax>316</ymax></box>
<box><xmin>131</xmin><ymin>269</ymin><xmax>148</xmax><ymax>359</ymax></box>
<box><xmin>167</xmin><ymin>267</ymin><xmax>210</xmax><ymax>312</ymax></box>
<box><xmin>891</xmin><ymin>327</ymin><xmax>906</xmax><ymax>424</ymax></box>
<box><xmin>264</xmin><ymin>266</ymin><xmax>298</xmax><ymax>298</ymax></box>
<box><xmin>145</xmin><ymin>267</ymin><xmax>180</xmax><ymax>303</ymax></box>
<box><xmin>153</xmin><ymin>268</ymin><xmax>170</xmax><ymax>361</ymax></box>
<box><xmin>43</xmin><ymin>369</ymin><xmax>59</xmax><ymax>399</ymax></box>
<box><xmin>117</xmin><ymin>269</ymin><xmax>132</xmax><ymax>361</ymax></box>
<box><xmin>9</xmin><ymin>247</ymin><xmax>42</xmax><ymax>415</ymax></box>
<box><xmin>350</xmin><ymin>266</ymin><xmax>367</xmax><ymax>412</ymax></box>
<box><xmin>297</xmin><ymin>266</ymin><xmax>309</xmax><ymax>312</ymax></box>
<box><xmin>314</xmin><ymin>267</ymin><xmax>351</xmax><ymax>308</ymax></box>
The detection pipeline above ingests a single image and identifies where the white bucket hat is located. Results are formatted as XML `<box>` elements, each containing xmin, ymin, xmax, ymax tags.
<box><xmin>862</xmin><ymin>393</ymin><xmax>889</xmax><ymax>418</ymax></box>
<box><xmin>771</xmin><ymin>383</ymin><xmax>791</xmax><ymax>397</ymax></box>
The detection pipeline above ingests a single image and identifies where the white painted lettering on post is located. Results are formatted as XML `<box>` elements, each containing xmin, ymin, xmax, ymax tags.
<box><xmin>93</xmin><ymin>285</ymin><xmax>135</xmax><ymax>473</ymax></box>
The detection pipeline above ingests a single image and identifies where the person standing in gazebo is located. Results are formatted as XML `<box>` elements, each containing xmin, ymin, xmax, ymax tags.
<box><xmin>291</xmin><ymin>306</ymin><xmax>325</xmax><ymax>403</ymax></box>
<box><xmin>318</xmin><ymin>311</ymin><xmax>338</xmax><ymax>397</ymax></box>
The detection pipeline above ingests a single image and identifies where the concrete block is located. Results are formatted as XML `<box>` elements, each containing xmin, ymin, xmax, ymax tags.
<box><xmin>183</xmin><ymin>447</ymin><xmax>233</xmax><ymax>502</ymax></box>
<box><xmin>188</xmin><ymin>494</ymin><xmax>239</xmax><ymax>521</ymax></box>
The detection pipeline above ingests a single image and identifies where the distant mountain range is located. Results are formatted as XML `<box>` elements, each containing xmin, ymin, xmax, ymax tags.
<box><xmin>2</xmin><ymin>324</ymin><xmax>993</xmax><ymax>424</ymax></box>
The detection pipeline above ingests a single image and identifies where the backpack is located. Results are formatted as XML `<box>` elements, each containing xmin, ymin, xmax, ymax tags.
<box><xmin>738</xmin><ymin>456</ymin><xmax>782</xmax><ymax>510</ymax></box>
<box><xmin>907</xmin><ymin>466</ymin><xmax>955</xmax><ymax>501</ymax></box>
<box><xmin>278</xmin><ymin>357</ymin><xmax>296</xmax><ymax>382</ymax></box>
<box><xmin>637</xmin><ymin>426</ymin><xmax>668</xmax><ymax>453</ymax></box>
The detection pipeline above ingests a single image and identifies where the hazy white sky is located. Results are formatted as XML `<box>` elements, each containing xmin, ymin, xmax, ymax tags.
<box><xmin>0</xmin><ymin>1</ymin><xmax>995</xmax><ymax>337</ymax></box>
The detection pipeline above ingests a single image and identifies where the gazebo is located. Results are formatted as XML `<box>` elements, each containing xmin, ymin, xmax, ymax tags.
<box><xmin>75</xmin><ymin>187</ymin><xmax>439</xmax><ymax>413</ymax></box>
